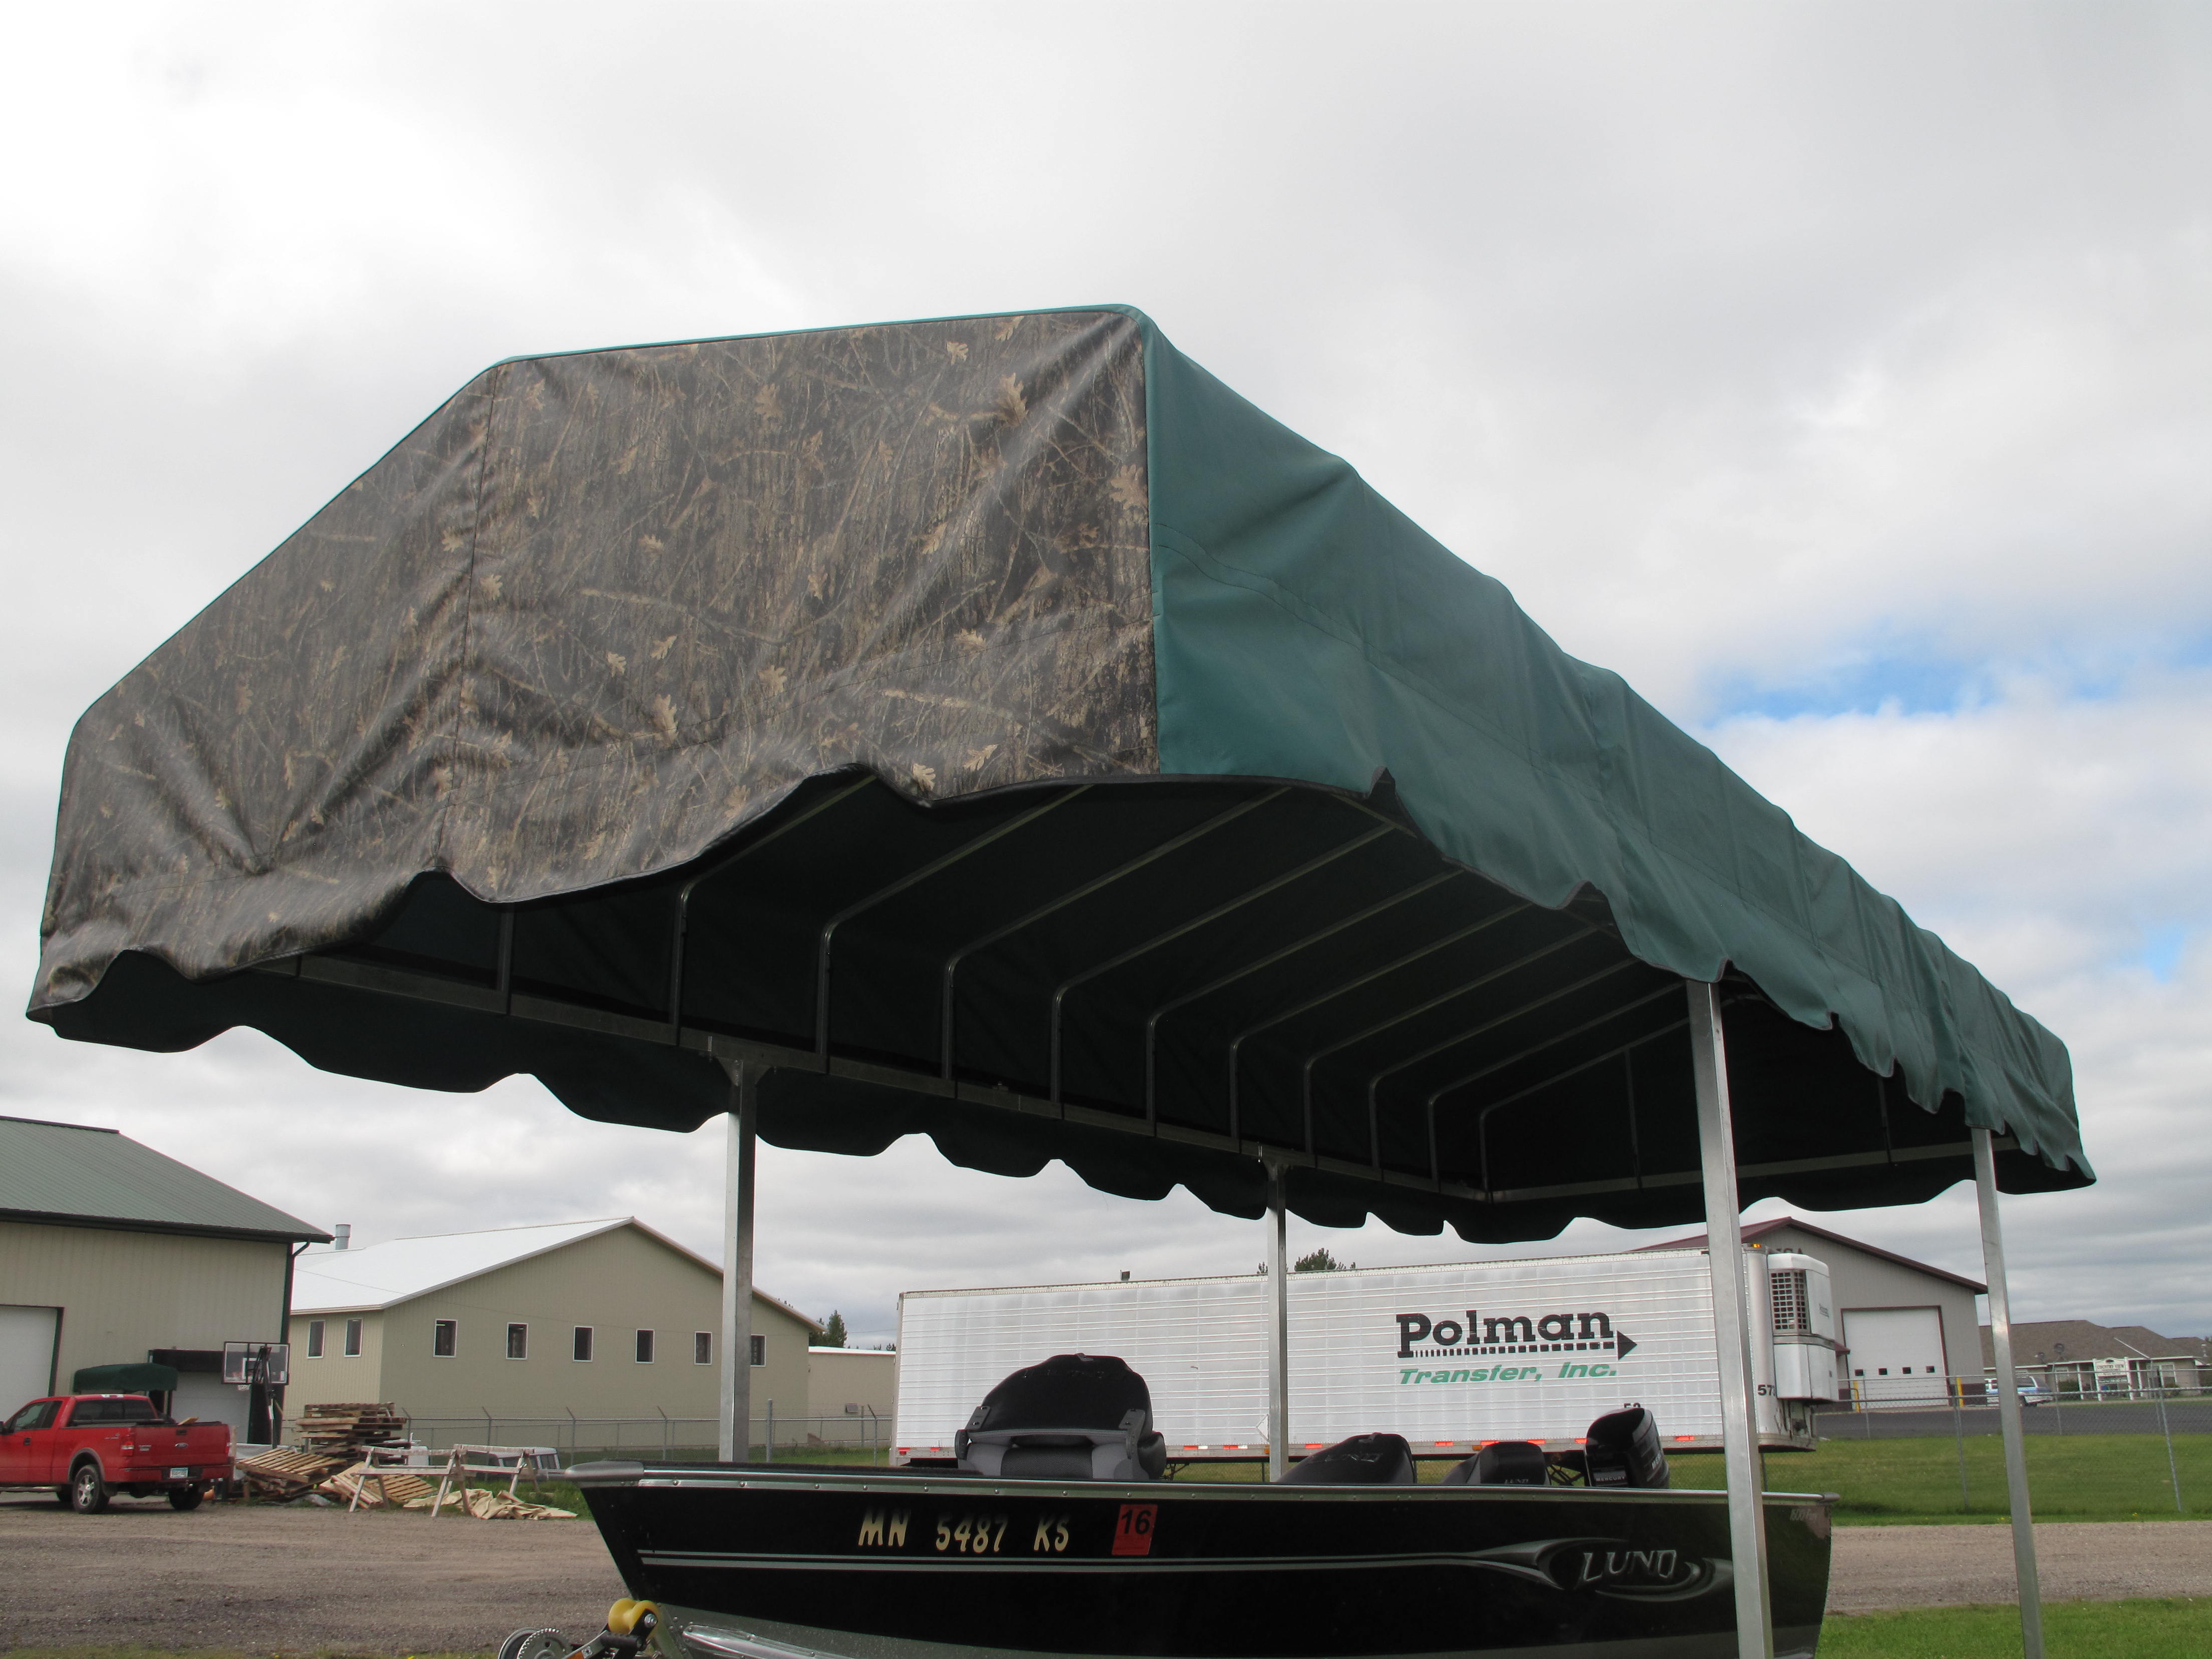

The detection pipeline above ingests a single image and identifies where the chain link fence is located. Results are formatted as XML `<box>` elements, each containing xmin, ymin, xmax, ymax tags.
<box><xmin>387</xmin><ymin>1410</ymin><xmax>890</xmax><ymax>1465</ymax></box>
<box><xmin>1807</xmin><ymin>1386</ymin><xmax>2209</xmax><ymax>1518</ymax></box>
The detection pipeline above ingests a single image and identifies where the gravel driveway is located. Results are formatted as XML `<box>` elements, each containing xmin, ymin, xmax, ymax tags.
<box><xmin>3</xmin><ymin>1494</ymin><xmax>2207</xmax><ymax>1650</ymax></box>
<box><xmin>1826</xmin><ymin>1518</ymin><xmax>2212</xmax><ymax>1612</ymax></box>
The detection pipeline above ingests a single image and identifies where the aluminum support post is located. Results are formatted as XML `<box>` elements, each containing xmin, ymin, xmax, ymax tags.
<box><xmin>1974</xmin><ymin>1127</ymin><xmax>2045</xmax><ymax>1659</ymax></box>
<box><xmin>719</xmin><ymin>1061</ymin><xmax>758</xmax><ymax>1463</ymax></box>
<box><xmin>1686</xmin><ymin>980</ymin><xmax>1773</xmax><ymax>1659</ymax></box>
<box><xmin>1265</xmin><ymin>1160</ymin><xmax>1290</xmax><ymax>1483</ymax></box>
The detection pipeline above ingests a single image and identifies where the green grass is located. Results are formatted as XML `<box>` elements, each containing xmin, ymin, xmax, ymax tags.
<box><xmin>1818</xmin><ymin>1597</ymin><xmax>2210</xmax><ymax>1656</ymax></box>
<box><xmin>1765</xmin><ymin>1434</ymin><xmax>2208</xmax><ymax>1524</ymax></box>
<box><xmin>1166</xmin><ymin>1433</ymin><xmax>2209</xmax><ymax>1524</ymax></box>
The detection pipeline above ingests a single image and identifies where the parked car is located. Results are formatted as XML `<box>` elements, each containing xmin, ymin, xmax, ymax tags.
<box><xmin>0</xmin><ymin>1395</ymin><xmax>234</xmax><ymax>1512</ymax></box>
<box><xmin>2017</xmin><ymin>1380</ymin><xmax>2048</xmax><ymax>1407</ymax></box>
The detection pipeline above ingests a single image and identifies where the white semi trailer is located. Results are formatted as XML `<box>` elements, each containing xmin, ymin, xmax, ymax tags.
<box><xmin>894</xmin><ymin>1247</ymin><xmax>1839</xmax><ymax>1464</ymax></box>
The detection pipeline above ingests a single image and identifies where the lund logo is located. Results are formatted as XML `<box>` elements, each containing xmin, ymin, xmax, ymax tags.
<box><xmin>1573</xmin><ymin>1548</ymin><xmax>1690</xmax><ymax>1589</ymax></box>
<box><xmin>1396</xmin><ymin>1309</ymin><xmax>1636</xmax><ymax>1360</ymax></box>
<box><xmin>856</xmin><ymin>1508</ymin><xmax>911</xmax><ymax>1547</ymax></box>
<box><xmin>1468</xmin><ymin>1537</ymin><xmax>1725</xmax><ymax>1603</ymax></box>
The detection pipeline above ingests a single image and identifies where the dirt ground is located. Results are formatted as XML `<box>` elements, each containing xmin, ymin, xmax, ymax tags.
<box><xmin>3</xmin><ymin>1494</ymin><xmax>2208</xmax><ymax>1651</ymax></box>
<box><xmin>1824</xmin><ymin>1518</ymin><xmax>2212</xmax><ymax>1613</ymax></box>
<box><xmin>0</xmin><ymin>1495</ymin><xmax>625</xmax><ymax>1651</ymax></box>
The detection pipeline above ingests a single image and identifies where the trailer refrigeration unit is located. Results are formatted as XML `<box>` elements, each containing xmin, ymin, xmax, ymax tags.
<box><xmin>895</xmin><ymin>1247</ymin><xmax>1839</xmax><ymax>1464</ymax></box>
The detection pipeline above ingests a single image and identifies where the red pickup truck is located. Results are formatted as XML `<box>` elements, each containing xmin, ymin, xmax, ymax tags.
<box><xmin>1</xmin><ymin>1394</ymin><xmax>234</xmax><ymax>1512</ymax></box>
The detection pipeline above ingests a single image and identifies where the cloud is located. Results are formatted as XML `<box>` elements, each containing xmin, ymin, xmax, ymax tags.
<box><xmin>1</xmin><ymin>3</ymin><xmax>2206</xmax><ymax>1348</ymax></box>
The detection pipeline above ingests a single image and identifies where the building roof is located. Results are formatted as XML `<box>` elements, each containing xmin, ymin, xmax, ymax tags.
<box><xmin>291</xmin><ymin>1215</ymin><xmax>823</xmax><ymax>1334</ymax></box>
<box><xmin>1980</xmin><ymin>1320</ymin><xmax>2211</xmax><ymax>1369</ymax></box>
<box><xmin>0</xmin><ymin>1114</ymin><xmax>328</xmax><ymax>1244</ymax></box>
<box><xmin>1632</xmin><ymin>1215</ymin><xmax>1987</xmax><ymax>1293</ymax></box>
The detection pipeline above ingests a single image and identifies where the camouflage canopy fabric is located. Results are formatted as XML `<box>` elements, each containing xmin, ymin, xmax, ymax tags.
<box><xmin>31</xmin><ymin>306</ymin><xmax>2089</xmax><ymax>1234</ymax></box>
<box><xmin>38</xmin><ymin>311</ymin><xmax>1155</xmax><ymax>1000</ymax></box>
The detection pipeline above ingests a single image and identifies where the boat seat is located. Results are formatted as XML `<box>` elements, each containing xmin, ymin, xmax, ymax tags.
<box><xmin>955</xmin><ymin>1354</ymin><xmax>1166</xmax><ymax>1481</ymax></box>
<box><xmin>1440</xmin><ymin>1440</ymin><xmax>1547</xmax><ymax>1486</ymax></box>
<box><xmin>1582</xmin><ymin>1406</ymin><xmax>1670</xmax><ymax>1489</ymax></box>
<box><xmin>1280</xmin><ymin>1433</ymin><xmax>1415</xmax><ymax>1484</ymax></box>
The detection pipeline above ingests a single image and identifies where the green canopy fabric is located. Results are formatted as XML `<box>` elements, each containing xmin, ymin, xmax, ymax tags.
<box><xmin>72</xmin><ymin>1362</ymin><xmax>179</xmax><ymax>1395</ymax></box>
<box><xmin>29</xmin><ymin>307</ymin><xmax>2088</xmax><ymax>1239</ymax></box>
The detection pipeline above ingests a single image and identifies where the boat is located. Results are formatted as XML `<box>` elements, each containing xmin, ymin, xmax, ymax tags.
<box><xmin>568</xmin><ymin>1360</ymin><xmax>1834</xmax><ymax>1659</ymax></box>
<box><xmin>568</xmin><ymin>1461</ymin><xmax>1835</xmax><ymax>1659</ymax></box>
<box><xmin>30</xmin><ymin>306</ymin><xmax>2088</xmax><ymax>1659</ymax></box>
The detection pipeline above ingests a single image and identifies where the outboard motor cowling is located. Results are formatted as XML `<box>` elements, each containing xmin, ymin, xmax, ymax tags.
<box><xmin>1280</xmin><ymin>1433</ymin><xmax>1415</xmax><ymax>1484</ymax></box>
<box><xmin>1583</xmin><ymin>1406</ymin><xmax>1669</xmax><ymax>1489</ymax></box>
<box><xmin>1441</xmin><ymin>1440</ymin><xmax>1547</xmax><ymax>1486</ymax></box>
<box><xmin>955</xmin><ymin>1354</ymin><xmax>1167</xmax><ymax>1481</ymax></box>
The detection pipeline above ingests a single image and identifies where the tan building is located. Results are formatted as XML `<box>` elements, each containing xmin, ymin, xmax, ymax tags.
<box><xmin>1980</xmin><ymin>1320</ymin><xmax>2208</xmax><ymax>1397</ymax></box>
<box><xmin>1642</xmin><ymin>1215</ymin><xmax>1986</xmax><ymax>1404</ymax></box>
<box><xmin>1</xmin><ymin>1114</ymin><xmax>329</xmax><ymax>1442</ymax></box>
<box><xmin>287</xmin><ymin>1218</ymin><xmax>821</xmax><ymax>1444</ymax></box>
<box><xmin>808</xmin><ymin>1345</ymin><xmax>897</xmax><ymax>1422</ymax></box>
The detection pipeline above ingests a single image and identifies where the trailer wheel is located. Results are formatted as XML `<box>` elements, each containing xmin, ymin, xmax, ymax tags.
<box><xmin>70</xmin><ymin>1462</ymin><xmax>109</xmax><ymax>1514</ymax></box>
<box><xmin>168</xmin><ymin>1486</ymin><xmax>204</xmax><ymax>1511</ymax></box>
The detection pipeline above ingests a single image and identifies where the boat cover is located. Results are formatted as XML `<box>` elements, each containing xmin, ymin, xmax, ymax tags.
<box><xmin>30</xmin><ymin>307</ymin><xmax>2089</xmax><ymax>1235</ymax></box>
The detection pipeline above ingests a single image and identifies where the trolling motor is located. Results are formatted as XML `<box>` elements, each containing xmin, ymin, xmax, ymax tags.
<box><xmin>500</xmin><ymin>1598</ymin><xmax>660</xmax><ymax>1659</ymax></box>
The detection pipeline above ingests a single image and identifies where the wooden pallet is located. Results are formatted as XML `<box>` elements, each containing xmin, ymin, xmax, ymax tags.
<box><xmin>237</xmin><ymin>1446</ymin><xmax>349</xmax><ymax>1501</ymax></box>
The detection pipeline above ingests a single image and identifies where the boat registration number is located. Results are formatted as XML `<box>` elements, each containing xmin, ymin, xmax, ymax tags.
<box><xmin>935</xmin><ymin>1513</ymin><xmax>1009</xmax><ymax>1553</ymax></box>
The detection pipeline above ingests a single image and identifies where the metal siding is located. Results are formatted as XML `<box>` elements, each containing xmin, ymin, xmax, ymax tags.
<box><xmin>805</xmin><ymin>1348</ymin><xmax>897</xmax><ymax>1419</ymax></box>
<box><xmin>0</xmin><ymin>1220</ymin><xmax>289</xmax><ymax>1387</ymax></box>
<box><xmin>287</xmin><ymin>1221</ymin><xmax>814</xmax><ymax>1426</ymax></box>
<box><xmin>0</xmin><ymin>1117</ymin><xmax>325</xmax><ymax>1240</ymax></box>
<box><xmin>1768</xmin><ymin>1226</ymin><xmax>1981</xmax><ymax>1385</ymax></box>
<box><xmin>895</xmin><ymin>1252</ymin><xmax>1774</xmax><ymax>1456</ymax></box>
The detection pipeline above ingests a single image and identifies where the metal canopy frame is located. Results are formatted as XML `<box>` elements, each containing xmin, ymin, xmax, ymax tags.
<box><xmin>246</xmin><ymin>771</ymin><xmax>2050</xmax><ymax>1659</ymax></box>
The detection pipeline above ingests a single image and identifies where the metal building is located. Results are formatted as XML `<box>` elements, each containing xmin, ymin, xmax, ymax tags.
<box><xmin>287</xmin><ymin>1217</ymin><xmax>821</xmax><ymax>1440</ymax></box>
<box><xmin>0</xmin><ymin>1114</ymin><xmax>329</xmax><ymax>1440</ymax></box>
<box><xmin>1639</xmin><ymin>1216</ymin><xmax>1985</xmax><ymax>1405</ymax></box>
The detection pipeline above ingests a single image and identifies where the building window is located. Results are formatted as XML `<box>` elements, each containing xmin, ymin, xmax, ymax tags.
<box><xmin>306</xmin><ymin>1320</ymin><xmax>325</xmax><ymax>1358</ymax></box>
<box><xmin>344</xmin><ymin>1318</ymin><xmax>363</xmax><ymax>1356</ymax></box>
<box><xmin>507</xmin><ymin>1323</ymin><xmax>528</xmax><ymax>1359</ymax></box>
<box><xmin>433</xmin><ymin>1319</ymin><xmax>457</xmax><ymax>1357</ymax></box>
<box><xmin>573</xmin><ymin>1326</ymin><xmax>595</xmax><ymax>1361</ymax></box>
<box><xmin>750</xmin><ymin>1334</ymin><xmax>764</xmax><ymax>1366</ymax></box>
<box><xmin>694</xmin><ymin>1332</ymin><xmax>712</xmax><ymax>1364</ymax></box>
<box><xmin>635</xmin><ymin>1329</ymin><xmax>655</xmax><ymax>1363</ymax></box>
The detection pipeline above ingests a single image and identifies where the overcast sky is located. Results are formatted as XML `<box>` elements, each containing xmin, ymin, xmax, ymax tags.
<box><xmin>4</xmin><ymin>4</ymin><xmax>2206</xmax><ymax>1350</ymax></box>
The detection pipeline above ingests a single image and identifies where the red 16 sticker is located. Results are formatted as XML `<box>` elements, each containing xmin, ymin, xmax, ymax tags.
<box><xmin>1112</xmin><ymin>1503</ymin><xmax>1157</xmax><ymax>1556</ymax></box>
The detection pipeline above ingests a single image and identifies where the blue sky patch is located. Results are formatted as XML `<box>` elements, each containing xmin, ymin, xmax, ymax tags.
<box><xmin>2140</xmin><ymin>926</ymin><xmax>2189</xmax><ymax>984</ymax></box>
<box><xmin>1706</xmin><ymin>650</ymin><xmax>1980</xmax><ymax>722</ymax></box>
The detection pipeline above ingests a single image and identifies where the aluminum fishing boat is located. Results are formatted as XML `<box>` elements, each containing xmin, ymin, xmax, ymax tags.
<box><xmin>569</xmin><ymin>1462</ymin><xmax>1832</xmax><ymax>1659</ymax></box>
<box><xmin>568</xmin><ymin>1360</ymin><xmax>1832</xmax><ymax>1659</ymax></box>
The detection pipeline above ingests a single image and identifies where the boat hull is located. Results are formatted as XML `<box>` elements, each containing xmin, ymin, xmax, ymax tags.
<box><xmin>571</xmin><ymin>1465</ymin><xmax>1832</xmax><ymax>1659</ymax></box>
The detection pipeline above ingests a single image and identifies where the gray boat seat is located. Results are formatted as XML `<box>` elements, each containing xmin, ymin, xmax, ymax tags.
<box><xmin>1441</xmin><ymin>1439</ymin><xmax>1547</xmax><ymax>1485</ymax></box>
<box><xmin>1280</xmin><ymin>1432</ymin><xmax>1415</xmax><ymax>1484</ymax></box>
<box><xmin>955</xmin><ymin>1354</ymin><xmax>1167</xmax><ymax>1481</ymax></box>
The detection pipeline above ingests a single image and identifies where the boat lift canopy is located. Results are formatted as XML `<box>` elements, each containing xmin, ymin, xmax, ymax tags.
<box><xmin>32</xmin><ymin>307</ymin><xmax>2084</xmax><ymax>1658</ymax></box>
<box><xmin>32</xmin><ymin>307</ymin><xmax>2085</xmax><ymax>1228</ymax></box>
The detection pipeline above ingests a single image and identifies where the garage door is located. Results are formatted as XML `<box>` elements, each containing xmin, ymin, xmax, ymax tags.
<box><xmin>1</xmin><ymin>1305</ymin><xmax>61</xmax><ymax>1414</ymax></box>
<box><xmin>1843</xmin><ymin>1306</ymin><xmax>1947</xmax><ymax>1408</ymax></box>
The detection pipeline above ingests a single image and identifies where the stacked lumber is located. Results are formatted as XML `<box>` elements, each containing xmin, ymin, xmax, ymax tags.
<box><xmin>238</xmin><ymin>1447</ymin><xmax>348</xmax><ymax>1501</ymax></box>
<box><xmin>295</xmin><ymin>1402</ymin><xmax>408</xmax><ymax>1454</ymax></box>
<box><xmin>451</xmin><ymin>1486</ymin><xmax>576</xmax><ymax>1520</ymax></box>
